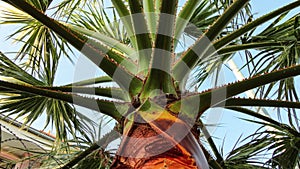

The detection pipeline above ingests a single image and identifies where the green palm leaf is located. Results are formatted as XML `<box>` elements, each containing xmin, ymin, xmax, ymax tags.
<box><xmin>0</xmin><ymin>2</ymin><xmax>73</xmax><ymax>78</ymax></box>
<box><xmin>225</xmin><ymin>120</ymin><xmax>300</xmax><ymax>169</ymax></box>
<box><xmin>243</xmin><ymin>14</ymin><xmax>300</xmax><ymax>102</ymax></box>
<box><xmin>1</xmin><ymin>0</ymin><xmax>300</xmax><ymax>168</ymax></box>
<box><xmin>0</xmin><ymin>53</ymin><xmax>94</xmax><ymax>143</ymax></box>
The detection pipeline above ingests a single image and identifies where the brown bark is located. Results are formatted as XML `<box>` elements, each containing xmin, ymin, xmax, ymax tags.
<box><xmin>111</xmin><ymin>112</ymin><xmax>208</xmax><ymax>169</ymax></box>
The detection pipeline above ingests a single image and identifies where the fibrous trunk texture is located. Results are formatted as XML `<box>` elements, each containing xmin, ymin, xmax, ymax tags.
<box><xmin>111</xmin><ymin>112</ymin><xmax>208</xmax><ymax>169</ymax></box>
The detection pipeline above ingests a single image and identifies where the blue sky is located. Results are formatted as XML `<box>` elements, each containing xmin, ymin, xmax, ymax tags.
<box><xmin>210</xmin><ymin>0</ymin><xmax>299</xmax><ymax>156</ymax></box>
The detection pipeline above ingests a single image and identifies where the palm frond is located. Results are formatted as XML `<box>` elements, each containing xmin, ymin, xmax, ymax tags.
<box><xmin>6</xmin><ymin>0</ymin><xmax>143</xmax><ymax>96</ymax></box>
<box><xmin>243</xmin><ymin>14</ymin><xmax>300</xmax><ymax>102</ymax></box>
<box><xmin>173</xmin><ymin>0</ymin><xmax>250</xmax><ymax>86</ymax></box>
<box><xmin>0</xmin><ymin>3</ymin><xmax>73</xmax><ymax>79</ymax></box>
<box><xmin>0</xmin><ymin>53</ymin><xmax>116</xmax><ymax>143</ymax></box>
<box><xmin>192</xmin><ymin>1</ymin><xmax>300</xmax><ymax>86</ymax></box>
<box><xmin>69</xmin><ymin>2</ymin><xmax>130</xmax><ymax>44</ymax></box>
<box><xmin>169</xmin><ymin>64</ymin><xmax>300</xmax><ymax>119</ymax></box>
<box><xmin>225</xmin><ymin>121</ymin><xmax>300</xmax><ymax>169</ymax></box>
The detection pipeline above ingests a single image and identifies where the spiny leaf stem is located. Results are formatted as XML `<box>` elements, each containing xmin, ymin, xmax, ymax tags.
<box><xmin>7</xmin><ymin>0</ymin><xmax>143</xmax><ymax>96</ymax></box>
<box><xmin>173</xmin><ymin>0</ymin><xmax>250</xmax><ymax>88</ymax></box>
<box><xmin>169</xmin><ymin>64</ymin><xmax>300</xmax><ymax>119</ymax></box>
<box><xmin>0</xmin><ymin>80</ymin><xmax>125</xmax><ymax>121</ymax></box>
<box><xmin>141</xmin><ymin>0</ymin><xmax>178</xmax><ymax>99</ymax></box>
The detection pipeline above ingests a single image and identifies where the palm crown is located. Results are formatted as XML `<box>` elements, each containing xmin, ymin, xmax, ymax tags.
<box><xmin>0</xmin><ymin>0</ymin><xmax>299</xmax><ymax>168</ymax></box>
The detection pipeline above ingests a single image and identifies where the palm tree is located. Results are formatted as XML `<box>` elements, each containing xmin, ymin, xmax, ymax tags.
<box><xmin>0</xmin><ymin>0</ymin><xmax>299</xmax><ymax>168</ymax></box>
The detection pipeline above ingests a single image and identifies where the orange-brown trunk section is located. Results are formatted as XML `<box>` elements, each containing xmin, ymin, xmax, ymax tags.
<box><xmin>111</xmin><ymin>119</ymin><xmax>201</xmax><ymax>169</ymax></box>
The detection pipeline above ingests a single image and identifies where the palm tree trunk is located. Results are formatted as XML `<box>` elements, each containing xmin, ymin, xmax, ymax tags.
<box><xmin>111</xmin><ymin>112</ymin><xmax>208</xmax><ymax>169</ymax></box>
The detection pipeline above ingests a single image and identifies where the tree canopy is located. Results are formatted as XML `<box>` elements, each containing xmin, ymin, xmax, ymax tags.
<box><xmin>0</xmin><ymin>0</ymin><xmax>299</xmax><ymax>168</ymax></box>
